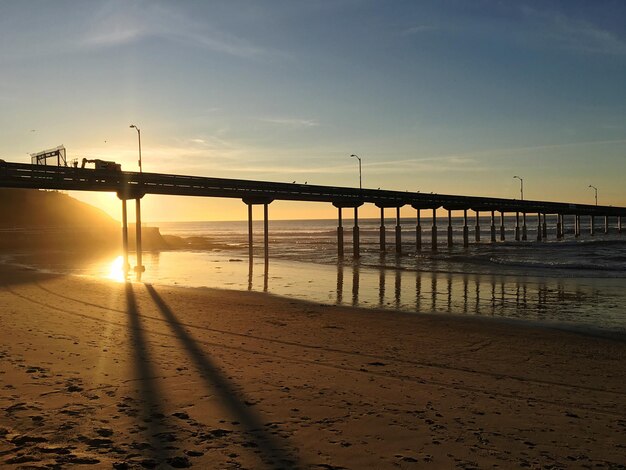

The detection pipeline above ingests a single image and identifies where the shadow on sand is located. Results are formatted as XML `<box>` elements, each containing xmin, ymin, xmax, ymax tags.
<box><xmin>144</xmin><ymin>283</ymin><xmax>301</xmax><ymax>469</ymax></box>
<box><xmin>125</xmin><ymin>282</ymin><xmax>177</xmax><ymax>467</ymax></box>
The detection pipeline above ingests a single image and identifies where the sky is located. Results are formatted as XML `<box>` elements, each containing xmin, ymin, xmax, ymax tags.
<box><xmin>1</xmin><ymin>0</ymin><xmax>625</xmax><ymax>222</ymax></box>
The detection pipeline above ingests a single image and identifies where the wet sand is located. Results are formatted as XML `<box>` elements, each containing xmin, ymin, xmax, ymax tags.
<box><xmin>1</xmin><ymin>264</ymin><xmax>625</xmax><ymax>469</ymax></box>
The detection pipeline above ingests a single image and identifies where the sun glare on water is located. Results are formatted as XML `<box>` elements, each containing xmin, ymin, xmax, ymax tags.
<box><xmin>108</xmin><ymin>256</ymin><xmax>126</xmax><ymax>282</ymax></box>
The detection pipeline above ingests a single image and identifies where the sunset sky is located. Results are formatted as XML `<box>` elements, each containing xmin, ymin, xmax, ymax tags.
<box><xmin>1</xmin><ymin>1</ymin><xmax>625</xmax><ymax>222</ymax></box>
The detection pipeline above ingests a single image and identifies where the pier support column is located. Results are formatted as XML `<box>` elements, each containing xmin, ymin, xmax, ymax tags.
<box><xmin>134</xmin><ymin>198</ymin><xmax>145</xmax><ymax>280</ymax></box>
<box><xmin>395</xmin><ymin>207</ymin><xmax>402</xmax><ymax>254</ymax></box>
<box><xmin>263</xmin><ymin>203</ymin><xmax>269</xmax><ymax>262</ymax></box>
<box><xmin>475</xmin><ymin>211</ymin><xmax>481</xmax><ymax>242</ymax></box>
<box><xmin>121</xmin><ymin>199</ymin><xmax>130</xmax><ymax>276</ymax></box>
<box><xmin>604</xmin><ymin>215</ymin><xmax>609</xmax><ymax>234</ymax></box>
<box><xmin>590</xmin><ymin>215</ymin><xmax>595</xmax><ymax>236</ymax></box>
<box><xmin>463</xmin><ymin>210</ymin><xmax>469</xmax><ymax>247</ymax></box>
<box><xmin>353</xmin><ymin>207</ymin><xmax>360</xmax><ymax>258</ymax></box>
<box><xmin>416</xmin><ymin>209</ymin><xmax>422</xmax><ymax>251</ymax></box>
<box><xmin>575</xmin><ymin>214</ymin><xmax>581</xmax><ymax>238</ymax></box>
<box><xmin>490</xmin><ymin>211</ymin><xmax>496</xmax><ymax>243</ymax></box>
<box><xmin>447</xmin><ymin>210</ymin><xmax>453</xmax><ymax>248</ymax></box>
<box><xmin>522</xmin><ymin>213</ymin><xmax>527</xmax><ymax>241</ymax></box>
<box><xmin>536</xmin><ymin>213</ymin><xmax>542</xmax><ymax>241</ymax></box>
<box><xmin>337</xmin><ymin>207</ymin><xmax>344</xmax><ymax>258</ymax></box>
<box><xmin>431</xmin><ymin>208</ymin><xmax>437</xmax><ymax>252</ymax></box>
<box><xmin>619</xmin><ymin>216</ymin><xmax>623</xmax><ymax>234</ymax></box>
<box><xmin>515</xmin><ymin>212</ymin><xmax>520</xmax><ymax>241</ymax></box>
<box><xmin>248</xmin><ymin>204</ymin><xmax>253</xmax><ymax>259</ymax></box>
<box><xmin>557</xmin><ymin>215</ymin><xmax>563</xmax><ymax>240</ymax></box>
<box><xmin>379</xmin><ymin>207</ymin><xmax>386</xmax><ymax>253</ymax></box>
<box><xmin>500</xmin><ymin>211</ymin><xmax>506</xmax><ymax>241</ymax></box>
<box><xmin>542</xmin><ymin>214</ymin><xmax>547</xmax><ymax>239</ymax></box>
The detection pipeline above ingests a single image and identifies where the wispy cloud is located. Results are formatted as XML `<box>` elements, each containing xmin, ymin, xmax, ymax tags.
<box><xmin>521</xmin><ymin>7</ymin><xmax>626</xmax><ymax>56</ymax></box>
<box><xmin>258</xmin><ymin>117</ymin><xmax>319</xmax><ymax>128</ymax></box>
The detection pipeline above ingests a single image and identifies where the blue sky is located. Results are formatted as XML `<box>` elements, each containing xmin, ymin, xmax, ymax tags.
<box><xmin>1</xmin><ymin>0</ymin><xmax>625</xmax><ymax>220</ymax></box>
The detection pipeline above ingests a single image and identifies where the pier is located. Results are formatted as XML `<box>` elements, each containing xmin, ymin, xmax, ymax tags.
<box><xmin>1</xmin><ymin>161</ymin><xmax>624</xmax><ymax>277</ymax></box>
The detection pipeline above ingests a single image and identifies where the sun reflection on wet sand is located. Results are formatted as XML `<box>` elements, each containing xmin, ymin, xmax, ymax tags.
<box><xmin>108</xmin><ymin>256</ymin><xmax>126</xmax><ymax>282</ymax></box>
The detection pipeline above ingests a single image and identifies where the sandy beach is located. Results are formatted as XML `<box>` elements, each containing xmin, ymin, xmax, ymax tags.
<box><xmin>1</xmin><ymin>264</ymin><xmax>625</xmax><ymax>469</ymax></box>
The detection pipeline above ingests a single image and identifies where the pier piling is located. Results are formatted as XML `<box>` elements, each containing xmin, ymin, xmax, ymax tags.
<box><xmin>263</xmin><ymin>203</ymin><xmax>269</xmax><ymax>262</ymax></box>
<box><xmin>447</xmin><ymin>210</ymin><xmax>453</xmax><ymax>248</ymax></box>
<box><xmin>522</xmin><ymin>213</ymin><xmax>527</xmax><ymax>241</ymax></box>
<box><xmin>490</xmin><ymin>211</ymin><xmax>496</xmax><ymax>243</ymax></box>
<box><xmin>542</xmin><ymin>213</ymin><xmax>547</xmax><ymax>239</ymax></box>
<box><xmin>575</xmin><ymin>214</ymin><xmax>581</xmax><ymax>238</ymax></box>
<box><xmin>500</xmin><ymin>211</ymin><xmax>506</xmax><ymax>241</ymax></box>
<box><xmin>463</xmin><ymin>209</ymin><xmax>469</xmax><ymax>247</ymax></box>
<box><xmin>590</xmin><ymin>215</ymin><xmax>595</xmax><ymax>236</ymax></box>
<box><xmin>557</xmin><ymin>214</ymin><xmax>563</xmax><ymax>240</ymax></box>
<box><xmin>354</xmin><ymin>207</ymin><xmax>360</xmax><ymax>258</ymax></box>
<box><xmin>121</xmin><ymin>199</ymin><xmax>129</xmax><ymax>276</ymax></box>
<box><xmin>619</xmin><ymin>216</ymin><xmax>623</xmax><ymax>234</ymax></box>
<box><xmin>134</xmin><ymin>198</ymin><xmax>144</xmax><ymax>280</ymax></box>
<box><xmin>337</xmin><ymin>207</ymin><xmax>344</xmax><ymax>258</ymax></box>
<box><xmin>431</xmin><ymin>208</ymin><xmax>438</xmax><ymax>251</ymax></box>
<box><xmin>395</xmin><ymin>207</ymin><xmax>402</xmax><ymax>254</ymax></box>
<box><xmin>416</xmin><ymin>209</ymin><xmax>422</xmax><ymax>251</ymax></box>
<box><xmin>515</xmin><ymin>212</ymin><xmax>520</xmax><ymax>241</ymax></box>
<box><xmin>605</xmin><ymin>215</ymin><xmax>609</xmax><ymax>234</ymax></box>
<box><xmin>248</xmin><ymin>204</ymin><xmax>253</xmax><ymax>259</ymax></box>
<box><xmin>379</xmin><ymin>207</ymin><xmax>386</xmax><ymax>253</ymax></box>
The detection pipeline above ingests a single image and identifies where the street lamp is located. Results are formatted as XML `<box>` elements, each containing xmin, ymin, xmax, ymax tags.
<box><xmin>129</xmin><ymin>124</ymin><xmax>142</xmax><ymax>173</ymax></box>
<box><xmin>513</xmin><ymin>175</ymin><xmax>524</xmax><ymax>200</ymax></box>
<box><xmin>588</xmin><ymin>185</ymin><xmax>598</xmax><ymax>206</ymax></box>
<box><xmin>350</xmin><ymin>154</ymin><xmax>362</xmax><ymax>189</ymax></box>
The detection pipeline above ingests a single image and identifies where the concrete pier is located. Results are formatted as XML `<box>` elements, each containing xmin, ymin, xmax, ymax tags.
<box><xmin>431</xmin><ymin>208</ymin><xmax>438</xmax><ymax>251</ymax></box>
<box><xmin>395</xmin><ymin>207</ymin><xmax>402</xmax><ymax>254</ymax></box>
<box><xmin>263</xmin><ymin>203</ymin><xmax>269</xmax><ymax>262</ymax></box>
<box><xmin>536</xmin><ymin>213</ymin><xmax>542</xmax><ymax>241</ymax></box>
<box><xmin>500</xmin><ymin>211</ymin><xmax>506</xmax><ymax>241</ymax></box>
<box><xmin>515</xmin><ymin>212</ymin><xmax>520</xmax><ymax>241</ymax></box>
<box><xmin>463</xmin><ymin>209</ymin><xmax>469</xmax><ymax>247</ymax></box>
<box><xmin>490</xmin><ymin>210</ymin><xmax>496</xmax><ymax>243</ymax></box>
<box><xmin>353</xmin><ymin>206</ymin><xmax>360</xmax><ymax>258</ymax></box>
<box><xmin>337</xmin><ymin>207</ymin><xmax>344</xmax><ymax>258</ymax></box>
<box><xmin>522</xmin><ymin>213</ymin><xmax>527</xmax><ymax>241</ymax></box>
<box><xmin>379</xmin><ymin>207</ymin><xmax>386</xmax><ymax>253</ymax></box>
<box><xmin>416</xmin><ymin>208</ymin><xmax>422</xmax><ymax>251</ymax></box>
<box><xmin>121</xmin><ymin>199</ymin><xmax>130</xmax><ymax>276</ymax></box>
<box><xmin>447</xmin><ymin>210</ymin><xmax>453</xmax><ymax>248</ymax></box>
<box><xmin>134</xmin><ymin>198</ymin><xmax>145</xmax><ymax>280</ymax></box>
<box><xmin>246</xmin><ymin>203</ymin><xmax>255</xmax><ymax>261</ymax></box>
<box><xmin>475</xmin><ymin>210</ymin><xmax>480</xmax><ymax>242</ymax></box>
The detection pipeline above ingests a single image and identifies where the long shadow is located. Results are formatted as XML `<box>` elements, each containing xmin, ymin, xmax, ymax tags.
<box><xmin>145</xmin><ymin>284</ymin><xmax>301</xmax><ymax>469</ymax></box>
<box><xmin>125</xmin><ymin>282</ymin><xmax>174</xmax><ymax>467</ymax></box>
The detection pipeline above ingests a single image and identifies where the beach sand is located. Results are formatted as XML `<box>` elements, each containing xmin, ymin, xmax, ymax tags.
<box><xmin>1</xmin><ymin>264</ymin><xmax>625</xmax><ymax>469</ymax></box>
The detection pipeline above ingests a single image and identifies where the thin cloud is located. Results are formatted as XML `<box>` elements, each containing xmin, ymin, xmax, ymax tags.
<box><xmin>401</xmin><ymin>24</ymin><xmax>438</xmax><ymax>36</ymax></box>
<box><xmin>521</xmin><ymin>7</ymin><xmax>626</xmax><ymax>56</ymax></box>
<box><xmin>258</xmin><ymin>117</ymin><xmax>319</xmax><ymax>128</ymax></box>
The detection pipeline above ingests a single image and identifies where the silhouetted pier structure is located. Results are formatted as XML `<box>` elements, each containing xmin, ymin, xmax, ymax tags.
<box><xmin>1</xmin><ymin>161</ymin><xmax>624</xmax><ymax>277</ymax></box>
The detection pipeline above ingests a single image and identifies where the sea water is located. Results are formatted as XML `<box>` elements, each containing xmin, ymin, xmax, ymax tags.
<box><xmin>10</xmin><ymin>216</ymin><xmax>626</xmax><ymax>334</ymax></box>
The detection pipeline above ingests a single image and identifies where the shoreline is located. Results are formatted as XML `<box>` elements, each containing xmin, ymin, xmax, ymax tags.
<box><xmin>1</xmin><ymin>263</ymin><xmax>626</xmax><ymax>468</ymax></box>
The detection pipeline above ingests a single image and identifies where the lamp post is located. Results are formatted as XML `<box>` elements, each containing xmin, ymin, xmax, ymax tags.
<box><xmin>513</xmin><ymin>175</ymin><xmax>524</xmax><ymax>200</ymax></box>
<box><xmin>350</xmin><ymin>154</ymin><xmax>362</xmax><ymax>189</ymax></box>
<box><xmin>588</xmin><ymin>185</ymin><xmax>598</xmax><ymax>206</ymax></box>
<box><xmin>129</xmin><ymin>124</ymin><xmax>142</xmax><ymax>173</ymax></box>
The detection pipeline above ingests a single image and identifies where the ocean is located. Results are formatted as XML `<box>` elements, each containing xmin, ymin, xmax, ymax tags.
<box><xmin>8</xmin><ymin>216</ymin><xmax>626</xmax><ymax>334</ymax></box>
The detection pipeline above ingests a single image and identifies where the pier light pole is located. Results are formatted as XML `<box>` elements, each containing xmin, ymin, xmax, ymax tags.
<box><xmin>130</xmin><ymin>124</ymin><xmax>142</xmax><ymax>173</ymax></box>
<box><xmin>588</xmin><ymin>185</ymin><xmax>598</xmax><ymax>206</ymax></box>
<box><xmin>350</xmin><ymin>154</ymin><xmax>362</xmax><ymax>189</ymax></box>
<box><xmin>513</xmin><ymin>175</ymin><xmax>524</xmax><ymax>200</ymax></box>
